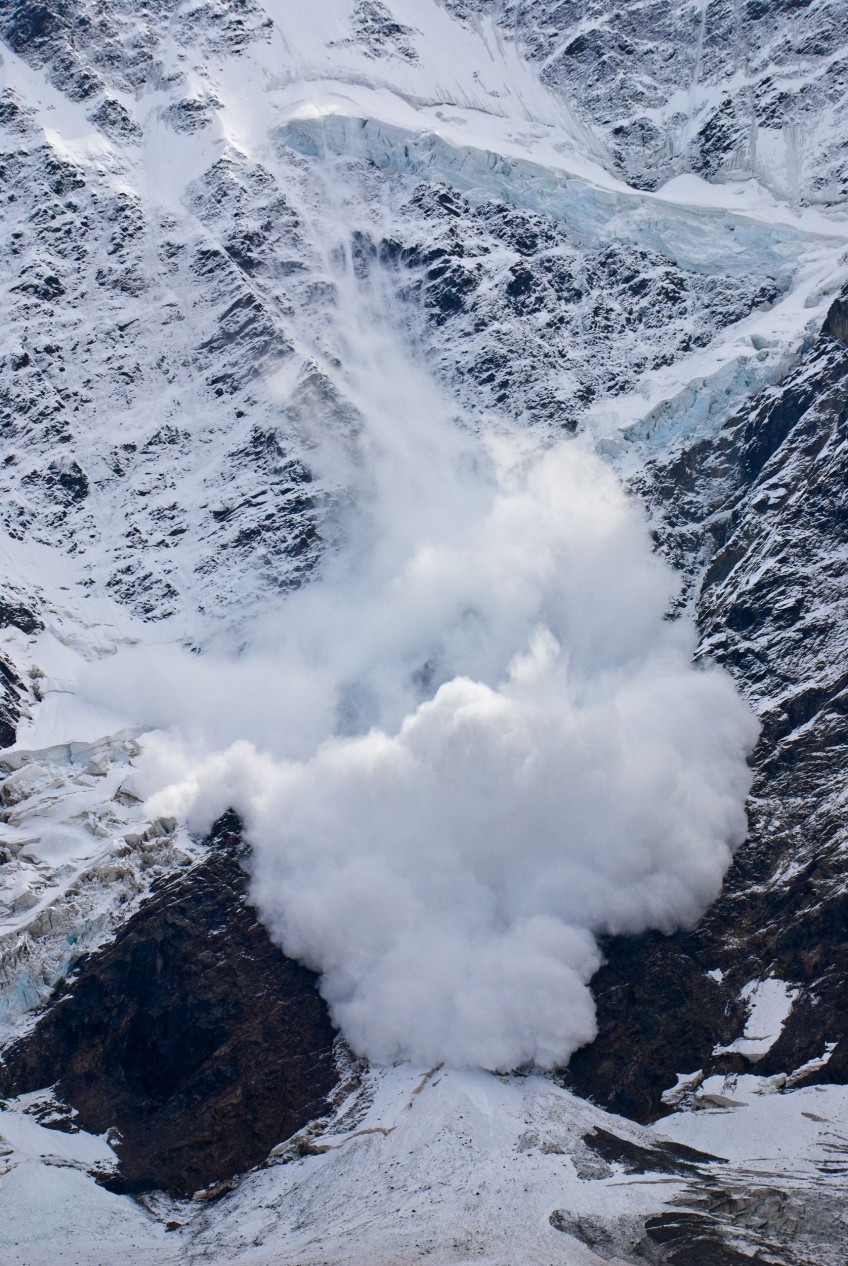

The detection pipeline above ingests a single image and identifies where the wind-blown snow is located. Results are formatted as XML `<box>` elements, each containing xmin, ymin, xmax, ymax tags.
<box><xmin>83</xmin><ymin>229</ymin><xmax>759</xmax><ymax>1070</ymax></box>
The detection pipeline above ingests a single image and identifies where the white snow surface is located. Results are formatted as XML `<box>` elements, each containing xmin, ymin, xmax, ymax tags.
<box><xmin>0</xmin><ymin>1092</ymin><xmax>171</xmax><ymax>1266</ymax></box>
<box><xmin>657</xmin><ymin>1072</ymin><xmax>848</xmax><ymax>1175</ymax></box>
<box><xmin>714</xmin><ymin>978</ymin><xmax>799</xmax><ymax>1061</ymax></box>
<box><xmin>3</xmin><ymin>1063</ymin><xmax>848</xmax><ymax>1265</ymax></box>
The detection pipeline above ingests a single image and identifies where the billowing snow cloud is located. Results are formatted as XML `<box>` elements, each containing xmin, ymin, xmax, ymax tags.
<box><xmin>88</xmin><ymin>248</ymin><xmax>758</xmax><ymax>1072</ymax></box>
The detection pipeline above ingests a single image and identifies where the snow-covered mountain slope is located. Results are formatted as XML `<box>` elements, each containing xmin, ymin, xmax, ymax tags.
<box><xmin>2</xmin><ymin>1</ymin><xmax>848</xmax><ymax>1262</ymax></box>
<box><xmin>451</xmin><ymin>0</ymin><xmax>848</xmax><ymax>205</ymax></box>
<box><xmin>5</xmin><ymin>0</ymin><xmax>838</xmax><ymax>638</ymax></box>
<box><xmin>4</xmin><ymin>1060</ymin><xmax>848</xmax><ymax>1266</ymax></box>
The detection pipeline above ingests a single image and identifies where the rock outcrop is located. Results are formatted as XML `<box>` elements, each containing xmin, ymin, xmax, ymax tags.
<box><xmin>0</xmin><ymin>813</ymin><xmax>338</xmax><ymax>1195</ymax></box>
<box><xmin>570</xmin><ymin>288</ymin><xmax>848</xmax><ymax>1117</ymax></box>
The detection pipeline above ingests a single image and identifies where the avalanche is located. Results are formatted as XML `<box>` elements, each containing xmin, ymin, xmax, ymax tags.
<box><xmin>3</xmin><ymin>1</ymin><xmax>848</xmax><ymax>1263</ymax></box>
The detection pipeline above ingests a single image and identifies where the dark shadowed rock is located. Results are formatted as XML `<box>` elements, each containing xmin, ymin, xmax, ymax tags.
<box><xmin>0</xmin><ymin>812</ymin><xmax>339</xmax><ymax>1195</ymax></box>
<box><xmin>821</xmin><ymin>292</ymin><xmax>848</xmax><ymax>344</ymax></box>
<box><xmin>582</xmin><ymin>1126</ymin><xmax>722</xmax><ymax>1175</ymax></box>
<box><xmin>0</xmin><ymin>657</ymin><xmax>24</xmax><ymax>750</ymax></box>
<box><xmin>0</xmin><ymin>600</ymin><xmax>40</xmax><ymax>750</ymax></box>
<box><xmin>567</xmin><ymin>931</ymin><xmax>743</xmax><ymax>1120</ymax></box>
<box><xmin>567</xmin><ymin>290</ymin><xmax>848</xmax><ymax>1119</ymax></box>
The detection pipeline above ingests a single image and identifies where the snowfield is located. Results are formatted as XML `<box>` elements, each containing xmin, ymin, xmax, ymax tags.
<box><xmin>2</xmin><ymin>1061</ymin><xmax>848</xmax><ymax>1265</ymax></box>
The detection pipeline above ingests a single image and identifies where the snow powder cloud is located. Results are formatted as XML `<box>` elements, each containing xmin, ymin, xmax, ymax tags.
<box><xmin>86</xmin><ymin>233</ymin><xmax>759</xmax><ymax>1072</ymax></box>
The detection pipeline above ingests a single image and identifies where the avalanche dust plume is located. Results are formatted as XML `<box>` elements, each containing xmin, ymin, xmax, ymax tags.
<box><xmin>86</xmin><ymin>201</ymin><xmax>759</xmax><ymax>1073</ymax></box>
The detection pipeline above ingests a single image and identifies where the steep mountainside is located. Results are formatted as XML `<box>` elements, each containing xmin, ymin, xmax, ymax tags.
<box><xmin>452</xmin><ymin>0</ymin><xmax>848</xmax><ymax>203</ymax></box>
<box><xmin>571</xmin><ymin>289</ymin><xmax>848</xmax><ymax>1116</ymax></box>
<box><xmin>1</xmin><ymin>3</ymin><xmax>848</xmax><ymax>1264</ymax></box>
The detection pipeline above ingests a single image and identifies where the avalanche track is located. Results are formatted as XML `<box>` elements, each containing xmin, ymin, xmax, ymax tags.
<box><xmin>2</xmin><ymin>2</ymin><xmax>848</xmax><ymax>1264</ymax></box>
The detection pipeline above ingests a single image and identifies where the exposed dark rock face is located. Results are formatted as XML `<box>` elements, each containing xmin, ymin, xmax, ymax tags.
<box><xmin>0</xmin><ymin>655</ymin><xmax>24</xmax><ymax>749</ymax></box>
<box><xmin>0</xmin><ymin>812</ymin><xmax>339</xmax><ymax>1195</ymax></box>
<box><xmin>568</xmin><ymin>931</ymin><xmax>746</xmax><ymax>1120</ymax></box>
<box><xmin>0</xmin><ymin>600</ymin><xmax>40</xmax><ymax>749</ymax></box>
<box><xmin>367</xmin><ymin>181</ymin><xmax>781</xmax><ymax>434</ymax></box>
<box><xmin>582</xmin><ymin>1126</ymin><xmax>722</xmax><ymax>1175</ymax></box>
<box><xmin>0</xmin><ymin>73</ymin><xmax>322</xmax><ymax>627</ymax></box>
<box><xmin>568</xmin><ymin>290</ymin><xmax>848</xmax><ymax>1118</ymax></box>
<box><xmin>640</xmin><ymin>1209</ymin><xmax>779</xmax><ymax>1266</ymax></box>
